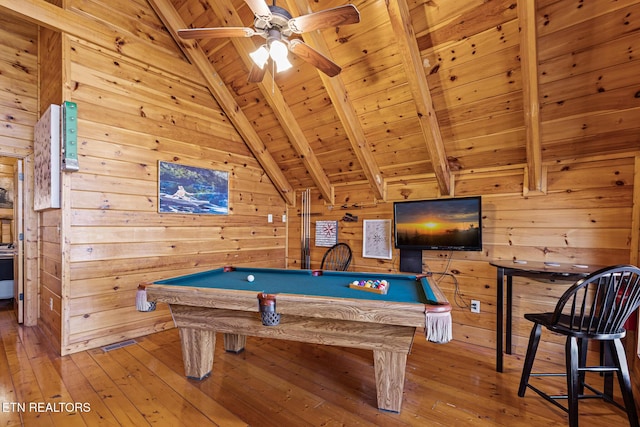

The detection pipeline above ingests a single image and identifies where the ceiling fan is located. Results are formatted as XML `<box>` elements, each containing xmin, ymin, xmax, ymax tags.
<box><xmin>177</xmin><ymin>0</ymin><xmax>360</xmax><ymax>83</ymax></box>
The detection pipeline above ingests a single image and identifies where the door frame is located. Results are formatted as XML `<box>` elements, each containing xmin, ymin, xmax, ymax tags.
<box><xmin>1</xmin><ymin>152</ymin><xmax>38</xmax><ymax>326</ymax></box>
<box><xmin>13</xmin><ymin>159</ymin><xmax>23</xmax><ymax>323</ymax></box>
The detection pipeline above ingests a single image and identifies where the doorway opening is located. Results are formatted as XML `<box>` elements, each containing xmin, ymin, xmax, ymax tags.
<box><xmin>0</xmin><ymin>154</ymin><xmax>36</xmax><ymax>325</ymax></box>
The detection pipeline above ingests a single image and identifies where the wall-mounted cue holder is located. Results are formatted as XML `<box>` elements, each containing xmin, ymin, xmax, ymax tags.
<box><xmin>341</xmin><ymin>212</ymin><xmax>358</xmax><ymax>222</ymax></box>
<box><xmin>326</xmin><ymin>202</ymin><xmax>379</xmax><ymax>211</ymax></box>
<box><xmin>61</xmin><ymin>101</ymin><xmax>79</xmax><ymax>172</ymax></box>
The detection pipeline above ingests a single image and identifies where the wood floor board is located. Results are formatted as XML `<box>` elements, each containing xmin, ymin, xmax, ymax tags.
<box><xmin>124</xmin><ymin>343</ymin><xmax>247</xmax><ymax>427</ymax></box>
<box><xmin>0</xmin><ymin>317</ymin><xmax>24</xmax><ymax>426</ymax></box>
<box><xmin>193</xmin><ymin>362</ymin><xmax>313</xmax><ymax>427</ymax></box>
<box><xmin>0</xmin><ymin>319</ymin><xmax>55</xmax><ymax>426</ymax></box>
<box><xmin>248</xmin><ymin>338</ymin><xmax>395</xmax><ymax>421</ymax></box>
<box><xmin>87</xmin><ymin>348</ymin><xmax>186</xmax><ymax>425</ymax></box>
<box><xmin>242</xmin><ymin>344</ymin><xmax>389</xmax><ymax>426</ymax></box>
<box><xmin>105</xmin><ymin>347</ymin><xmax>219</xmax><ymax>425</ymax></box>
<box><xmin>0</xmin><ymin>307</ymin><xmax>633</xmax><ymax>427</ymax></box>
<box><xmin>48</xmin><ymin>352</ymin><xmax>121</xmax><ymax>426</ymax></box>
<box><xmin>17</xmin><ymin>327</ymin><xmax>87</xmax><ymax>427</ymax></box>
<box><xmin>143</xmin><ymin>335</ymin><xmax>312</xmax><ymax>426</ymax></box>
<box><xmin>69</xmin><ymin>350</ymin><xmax>150</xmax><ymax>426</ymax></box>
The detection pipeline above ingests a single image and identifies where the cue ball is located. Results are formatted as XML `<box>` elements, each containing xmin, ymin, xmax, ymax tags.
<box><xmin>247</xmin><ymin>274</ymin><xmax>255</xmax><ymax>282</ymax></box>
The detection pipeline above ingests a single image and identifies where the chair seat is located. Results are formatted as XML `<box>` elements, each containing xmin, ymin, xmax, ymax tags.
<box><xmin>524</xmin><ymin>312</ymin><xmax>627</xmax><ymax>340</ymax></box>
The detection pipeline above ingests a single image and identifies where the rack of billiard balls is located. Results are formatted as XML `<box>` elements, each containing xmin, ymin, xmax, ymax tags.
<box><xmin>348</xmin><ymin>279</ymin><xmax>389</xmax><ymax>295</ymax></box>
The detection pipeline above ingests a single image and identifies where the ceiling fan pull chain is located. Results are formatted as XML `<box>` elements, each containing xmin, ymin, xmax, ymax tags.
<box><xmin>272</xmin><ymin>60</ymin><xmax>275</xmax><ymax>94</ymax></box>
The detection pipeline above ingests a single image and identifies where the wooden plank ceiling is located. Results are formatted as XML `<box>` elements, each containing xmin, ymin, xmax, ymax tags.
<box><xmin>6</xmin><ymin>0</ymin><xmax>638</xmax><ymax>205</ymax></box>
<box><xmin>150</xmin><ymin>0</ymin><xmax>528</xmax><ymax>203</ymax></box>
<box><xmin>150</xmin><ymin>0</ymin><xmax>468</xmax><ymax>205</ymax></box>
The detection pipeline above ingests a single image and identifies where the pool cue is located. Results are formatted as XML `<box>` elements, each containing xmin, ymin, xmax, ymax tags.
<box><xmin>300</xmin><ymin>189</ymin><xmax>304</xmax><ymax>268</ymax></box>
<box><xmin>301</xmin><ymin>188</ymin><xmax>310</xmax><ymax>269</ymax></box>
<box><xmin>305</xmin><ymin>188</ymin><xmax>310</xmax><ymax>268</ymax></box>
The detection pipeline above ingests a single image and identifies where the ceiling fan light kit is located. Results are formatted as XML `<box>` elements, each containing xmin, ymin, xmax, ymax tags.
<box><xmin>267</xmin><ymin>39</ymin><xmax>293</xmax><ymax>72</ymax></box>
<box><xmin>178</xmin><ymin>0</ymin><xmax>360</xmax><ymax>83</ymax></box>
<box><xmin>249</xmin><ymin>45</ymin><xmax>270</xmax><ymax>69</ymax></box>
<box><xmin>250</xmin><ymin>28</ymin><xmax>293</xmax><ymax>72</ymax></box>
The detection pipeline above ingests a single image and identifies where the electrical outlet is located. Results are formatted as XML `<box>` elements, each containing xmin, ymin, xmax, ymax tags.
<box><xmin>49</xmin><ymin>297</ymin><xmax>53</xmax><ymax>311</ymax></box>
<box><xmin>470</xmin><ymin>300</ymin><xmax>480</xmax><ymax>313</ymax></box>
<box><xmin>267</xmin><ymin>214</ymin><xmax>273</xmax><ymax>223</ymax></box>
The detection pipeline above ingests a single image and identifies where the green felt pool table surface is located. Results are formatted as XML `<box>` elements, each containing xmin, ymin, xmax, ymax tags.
<box><xmin>152</xmin><ymin>266</ymin><xmax>443</xmax><ymax>305</ymax></box>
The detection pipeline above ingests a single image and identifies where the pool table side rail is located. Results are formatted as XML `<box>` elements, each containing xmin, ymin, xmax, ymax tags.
<box><xmin>141</xmin><ymin>283</ymin><xmax>449</xmax><ymax>328</ymax></box>
<box><xmin>171</xmin><ymin>306</ymin><xmax>417</xmax><ymax>353</ymax></box>
<box><xmin>418</xmin><ymin>274</ymin><xmax>449</xmax><ymax>306</ymax></box>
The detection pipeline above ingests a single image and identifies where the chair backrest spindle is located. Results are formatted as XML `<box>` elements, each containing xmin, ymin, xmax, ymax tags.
<box><xmin>320</xmin><ymin>243</ymin><xmax>352</xmax><ymax>271</ymax></box>
<box><xmin>550</xmin><ymin>265</ymin><xmax>640</xmax><ymax>337</ymax></box>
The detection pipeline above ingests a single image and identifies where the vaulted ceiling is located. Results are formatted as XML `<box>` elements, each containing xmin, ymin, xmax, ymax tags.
<box><xmin>4</xmin><ymin>0</ymin><xmax>640</xmax><ymax>206</ymax></box>
<box><xmin>150</xmin><ymin>0</ymin><xmax>522</xmax><ymax>205</ymax></box>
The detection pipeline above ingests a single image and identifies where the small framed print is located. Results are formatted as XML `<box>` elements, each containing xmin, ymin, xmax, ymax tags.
<box><xmin>315</xmin><ymin>220</ymin><xmax>338</xmax><ymax>247</ymax></box>
<box><xmin>363</xmin><ymin>219</ymin><xmax>392</xmax><ymax>259</ymax></box>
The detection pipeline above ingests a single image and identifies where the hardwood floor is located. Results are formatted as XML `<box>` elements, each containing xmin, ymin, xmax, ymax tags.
<box><xmin>0</xmin><ymin>305</ymin><xmax>634</xmax><ymax>426</ymax></box>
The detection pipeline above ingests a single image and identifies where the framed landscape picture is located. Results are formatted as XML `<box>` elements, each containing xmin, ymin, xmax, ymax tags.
<box><xmin>158</xmin><ymin>161</ymin><xmax>229</xmax><ymax>214</ymax></box>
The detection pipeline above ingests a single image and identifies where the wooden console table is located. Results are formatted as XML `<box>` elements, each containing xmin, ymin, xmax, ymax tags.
<box><xmin>490</xmin><ymin>260</ymin><xmax>603</xmax><ymax>372</ymax></box>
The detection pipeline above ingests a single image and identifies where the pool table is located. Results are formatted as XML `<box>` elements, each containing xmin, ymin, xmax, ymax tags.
<box><xmin>141</xmin><ymin>267</ymin><xmax>451</xmax><ymax>413</ymax></box>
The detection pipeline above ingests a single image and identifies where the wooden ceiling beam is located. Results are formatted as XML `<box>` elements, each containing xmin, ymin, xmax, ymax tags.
<box><xmin>148</xmin><ymin>0</ymin><xmax>295</xmax><ymax>205</ymax></box>
<box><xmin>0</xmin><ymin>0</ymin><xmax>134</xmax><ymax>58</ymax></box>
<box><xmin>286</xmin><ymin>0</ymin><xmax>386</xmax><ymax>202</ymax></box>
<box><xmin>0</xmin><ymin>0</ymin><xmax>87</xmax><ymax>37</ymax></box>
<box><xmin>0</xmin><ymin>0</ymin><xmax>210</xmax><ymax>90</ymax></box>
<box><xmin>517</xmin><ymin>0</ymin><xmax>544</xmax><ymax>194</ymax></box>
<box><xmin>385</xmin><ymin>0</ymin><xmax>451</xmax><ymax>196</ymax></box>
<box><xmin>211</xmin><ymin>0</ymin><xmax>334</xmax><ymax>205</ymax></box>
<box><xmin>1</xmin><ymin>0</ymin><xmax>296</xmax><ymax>204</ymax></box>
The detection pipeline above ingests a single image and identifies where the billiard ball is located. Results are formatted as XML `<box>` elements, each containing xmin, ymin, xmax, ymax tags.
<box><xmin>247</xmin><ymin>274</ymin><xmax>255</xmax><ymax>282</ymax></box>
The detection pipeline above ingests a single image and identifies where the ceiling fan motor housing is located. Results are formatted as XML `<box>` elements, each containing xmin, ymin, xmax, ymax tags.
<box><xmin>254</xmin><ymin>5</ymin><xmax>293</xmax><ymax>37</ymax></box>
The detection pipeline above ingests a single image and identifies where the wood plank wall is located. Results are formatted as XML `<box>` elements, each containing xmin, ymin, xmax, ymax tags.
<box><xmin>286</xmin><ymin>154</ymin><xmax>637</xmax><ymax>360</ymax></box>
<box><xmin>0</xmin><ymin>13</ymin><xmax>37</xmax><ymax>159</ymax></box>
<box><xmin>0</xmin><ymin>8</ymin><xmax>38</xmax><ymax>328</ymax></box>
<box><xmin>1</xmin><ymin>0</ymin><xmax>286</xmax><ymax>354</ymax></box>
<box><xmin>37</xmin><ymin>23</ymin><xmax>65</xmax><ymax>353</ymax></box>
<box><xmin>56</xmin><ymin>0</ymin><xmax>287</xmax><ymax>354</ymax></box>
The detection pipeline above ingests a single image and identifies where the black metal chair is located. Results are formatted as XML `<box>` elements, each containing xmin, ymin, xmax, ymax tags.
<box><xmin>320</xmin><ymin>243</ymin><xmax>352</xmax><ymax>271</ymax></box>
<box><xmin>518</xmin><ymin>264</ymin><xmax>640</xmax><ymax>427</ymax></box>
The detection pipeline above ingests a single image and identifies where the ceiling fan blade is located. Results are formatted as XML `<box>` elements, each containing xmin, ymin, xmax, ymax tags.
<box><xmin>177</xmin><ymin>27</ymin><xmax>256</xmax><ymax>39</ymax></box>
<box><xmin>244</xmin><ymin>0</ymin><xmax>272</xmax><ymax>21</ymax></box>
<box><xmin>288</xmin><ymin>39</ymin><xmax>341</xmax><ymax>77</ymax></box>
<box><xmin>288</xmin><ymin>5</ymin><xmax>360</xmax><ymax>34</ymax></box>
<box><xmin>247</xmin><ymin>62</ymin><xmax>267</xmax><ymax>83</ymax></box>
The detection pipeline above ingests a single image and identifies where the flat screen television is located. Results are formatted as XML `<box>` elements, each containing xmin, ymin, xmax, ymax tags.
<box><xmin>394</xmin><ymin>196</ymin><xmax>482</xmax><ymax>251</ymax></box>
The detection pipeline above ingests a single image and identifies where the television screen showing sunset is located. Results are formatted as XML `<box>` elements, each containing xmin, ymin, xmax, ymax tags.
<box><xmin>394</xmin><ymin>197</ymin><xmax>482</xmax><ymax>250</ymax></box>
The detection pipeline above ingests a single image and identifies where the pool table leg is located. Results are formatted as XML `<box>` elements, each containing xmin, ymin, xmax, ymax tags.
<box><xmin>178</xmin><ymin>327</ymin><xmax>215</xmax><ymax>380</ymax></box>
<box><xmin>373</xmin><ymin>350</ymin><xmax>408</xmax><ymax>413</ymax></box>
<box><xmin>223</xmin><ymin>333</ymin><xmax>246</xmax><ymax>353</ymax></box>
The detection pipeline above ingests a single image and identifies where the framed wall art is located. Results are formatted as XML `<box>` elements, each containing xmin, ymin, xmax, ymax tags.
<box><xmin>315</xmin><ymin>220</ymin><xmax>338</xmax><ymax>247</ymax></box>
<box><xmin>158</xmin><ymin>161</ymin><xmax>228</xmax><ymax>215</ymax></box>
<box><xmin>362</xmin><ymin>219</ymin><xmax>392</xmax><ymax>259</ymax></box>
<box><xmin>0</xmin><ymin>177</ymin><xmax>13</xmax><ymax>209</ymax></box>
<box><xmin>34</xmin><ymin>104</ymin><xmax>61</xmax><ymax>211</ymax></box>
